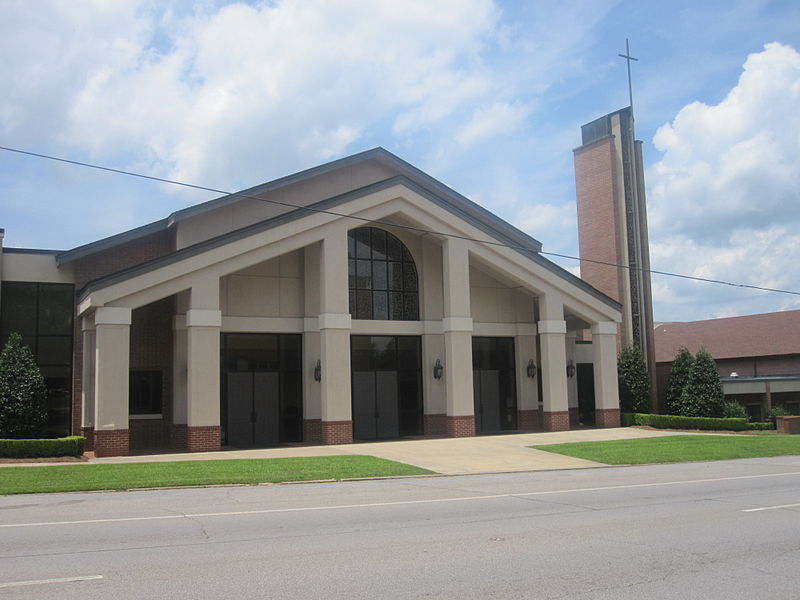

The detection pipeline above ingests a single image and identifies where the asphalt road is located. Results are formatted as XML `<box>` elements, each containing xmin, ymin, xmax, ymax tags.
<box><xmin>1</xmin><ymin>456</ymin><xmax>800</xmax><ymax>599</ymax></box>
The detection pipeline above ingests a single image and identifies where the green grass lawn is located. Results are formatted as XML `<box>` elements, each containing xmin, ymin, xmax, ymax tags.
<box><xmin>0</xmin><ymin>455</ymin><xmax>433</xmax><ymax>495</ymax></box>
<box><xmin>533</xmin><ymin>434</ymin><xmax>800</xmax><ymax>465</ymax></box>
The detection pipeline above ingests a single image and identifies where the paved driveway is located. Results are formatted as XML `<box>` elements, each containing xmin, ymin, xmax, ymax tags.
<box><xmin>87</xmin><ymin>427</ymin><xmax>688</xmax><ymax>475</ymax></box>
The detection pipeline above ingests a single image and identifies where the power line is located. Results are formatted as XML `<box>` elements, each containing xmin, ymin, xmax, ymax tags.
<box><xmin>2</xmin><ymin>144</ymin><xmax>799</xmax><ymax>298</ymax></box>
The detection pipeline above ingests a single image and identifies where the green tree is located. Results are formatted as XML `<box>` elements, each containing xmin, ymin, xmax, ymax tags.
<box><xmin>679</xmin><ymin>348</ymin><xmax>725</xmax><ymax>418</ymax></box>
<box><xmin>618</xmin><ymin>345</ymin><xmax>650</xmax><ymax>413</ymax></box>
<box><xmin>666</xmin><ymin>347</ymin><xmax>694</xmax><ymax>415</ymax></box>
<box><xmin>0</xmin><ymin>332</ymin><xmax>48</xmax><ymax>438</ymax></box>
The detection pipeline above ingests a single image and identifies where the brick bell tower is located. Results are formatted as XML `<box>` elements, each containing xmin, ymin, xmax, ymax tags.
<box><xmin>573</xmin><ymin>106</ymin><xmax>658</xmax><ymax>409</ymax></box>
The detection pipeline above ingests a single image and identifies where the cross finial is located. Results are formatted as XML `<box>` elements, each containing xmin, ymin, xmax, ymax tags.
<box><xmin>618</xmin><ymin>38</ymin><xmax>638</xmax><ymax>113</ymax></box>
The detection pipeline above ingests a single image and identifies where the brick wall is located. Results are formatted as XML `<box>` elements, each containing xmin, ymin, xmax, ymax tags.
<box><xmin>186</xmin><ymin>425</ymin><xmax>221</xmax><ymax>452</ymax></box>
<box><xmin>595</xmin><ymin>408</ymin><xmax>620</xmax><ymax>428</ymax></box>
<box><xmin>445</xmin><ymin>415</ymin><xmax>475</xmax><ymax>437</ymax></box>
<box><xmin>423</xmin><ymin>413</ymin><xmax>446</xmax><ymax>436</ymax></box>
<box><xmin>542</xmin><ymin>411</ymin><xmax>570</xmax><ymax>432</ymax></box>
<box><xmin>518</xmin><ymin>409</ymin><xmax>541</xmax><ymax>431</ymax></box>
<box><xmin>321</xmin><ymin>421</ymin><xmax>353</xmax><ymax>444</ymax></box>
<box><xmin>70</xmin><ymin>230</ymin><xmax>174</xmax><ymax>436</ymax></box>
<box><xmin>94</xmin><ymin>429</ymin><xmax>130</xmax><ymax>457</ymax></box>
<box><xmin>303</xmin><ymin>419</ymin><xmax>322</xmax><ymax>444</ymax></box>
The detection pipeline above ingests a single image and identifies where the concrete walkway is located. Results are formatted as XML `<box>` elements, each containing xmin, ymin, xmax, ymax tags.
<box><xmin>79</xmin><ymin>427</ymin><xmax>689</xmax><ymax>475</ymax></box>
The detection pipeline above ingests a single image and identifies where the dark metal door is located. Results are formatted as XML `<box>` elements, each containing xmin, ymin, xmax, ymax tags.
<box><xmin>472</xmin><ymin>337</ymin><xmax>518</xmax><ymax>434</ymax></box>
<box><xmin>576</xmin><ymin>363</ymin><xmax>596</xmax><ymax>426</ymax></box>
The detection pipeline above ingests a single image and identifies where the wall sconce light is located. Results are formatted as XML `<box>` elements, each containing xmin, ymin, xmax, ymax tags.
<box><xmin>433</xmin><ymin>358</ymin><xmax>443</xmax><ymax>380</ymax></box>
<box><xmin>526</xmin><ymin>359</ymin><xmax>537</xmax><ymax>379</ymax></box>
<box><xmin>314</xmin><ymin>359</ymin><xmax>322</xmax><ymax>382</ymax></box>
<box><xmin>566</xmin><ymin>359</ymin><xmax>576</xmax><ymax>378</ymax></box>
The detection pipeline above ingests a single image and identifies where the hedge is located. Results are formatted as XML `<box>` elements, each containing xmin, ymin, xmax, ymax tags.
<box><xmin>0</xmin><ymin>436</ymin><xmax>85</xmax><ymax>458</ymax></box>
<box><xmin>621</xmin><ymin>413</ymin><xmax>749</xmax><ymax>431</ymax></box>
<box><xmin>747</xmin><ymin>422</ymin><xmax>775</xmax><ymax>431</ymax></box>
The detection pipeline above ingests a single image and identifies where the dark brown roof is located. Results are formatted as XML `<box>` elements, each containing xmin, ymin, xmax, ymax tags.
<box><xmin>654</xmin><ymin>310</ymin><xmax>800</xmax><ymax>363</ymax></box>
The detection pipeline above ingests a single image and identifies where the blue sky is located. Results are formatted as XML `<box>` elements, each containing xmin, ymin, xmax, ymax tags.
<box><xmin>1</xmin><ymin>0</ymin><xmax>798</xmax><ymax>322</ymax></box>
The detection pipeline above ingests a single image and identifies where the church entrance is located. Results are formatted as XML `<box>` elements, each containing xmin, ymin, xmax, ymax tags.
<box><xmin>350</xmin><ymin>336</ymin><xmax>423</xmax><ymax>440</ymax></box>
<box><xmin>472</xmin><ymin>337</ymin><xmax>518</xmax><ymax>434</ymax></box>
<box><xmin>576</xmin><ymin>363</ymin><xmax>596</xmax><ymax>426</ymax></box>
<box><xmin>221</xmin><ymin>334</ymin><xmax>302</xmax><ymax>447</ymax></box>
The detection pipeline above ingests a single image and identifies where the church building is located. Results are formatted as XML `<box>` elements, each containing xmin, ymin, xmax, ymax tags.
<box><xmin>0</xmin><ymin>148</ymin><xmax>622</xmax><ymax>457</ymax></box>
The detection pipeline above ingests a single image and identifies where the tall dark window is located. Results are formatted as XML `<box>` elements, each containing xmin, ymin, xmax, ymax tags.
<box><xmin>129</xmin><ymin>371</ymin><xmax>163</xmax><ymax>415</ymax></box>
<box><xmin>1</xmin><ymin>281</ymin><xmax>74</xmax><ymax>437</ymax></box>
<box><xmin>347</xmin><ymin>227</ymin><xmax>419</xmax><ymax>320</ymax></box>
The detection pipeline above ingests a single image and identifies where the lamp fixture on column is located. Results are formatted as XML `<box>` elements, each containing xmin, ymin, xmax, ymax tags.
<box><xmin>433</xmin><ymin>359</ymin><xmax>443</xmax><ymax>380</ymax></box>
<box><xmin>566</xmin><ymin>359</ymin><xmax>576</xmax><ymax>378</ymax></box>
<box><xmin>526</xmin><ymin>359</ymin><xmax>537</xmax><ymax>379</ymax></box>
<box><xmin>314</xmin><ymin>359</ymin><xmax>322</xmax><ymax>382</ymax></box>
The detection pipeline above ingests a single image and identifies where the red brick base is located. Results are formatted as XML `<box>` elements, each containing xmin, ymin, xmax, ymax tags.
<box><xmin>94</xmin><ymin>429</ymin><xmax>130</xmax><ymax>457</ymax></box>
<box><xmin>321</xmin><ymin>420</ymin><xmax>353</xmax><ymax>444</ymax></box>
<box><xmin>304</xmin><ymin>419</ymin><xmax>322</xmax><ymax>444</ymax></box>
<box><xmin>542</xmin><ymin>411</ymin><xmax>570</xmax><ymax>432</ymax></box>
<box><xmin>595</xmin><ymin>408</ymin><xmax>621</xmax><ymax>428</ymax></box>
<box><xmin>186</xmin><ymin>426</ymin><xmax>221</xmax><ymax>452</ymax></box>
<box><xmin>81</xmin><ymin>426</ymin><xmax>95</xmax><ymax>452</ymax></box>
<box><xmin>171</xmin><ymin>424</ymin><xmax>188</xmax><ymax>451</ymax></box>
<box><xmin>569</xmin><ymin>407</ymin><xmax>580</xmax><ymax>427</ymax></box>
<box><xmin>445</xmin><ymin>415</ymin><xmax>475</xmax><ymax>437</ymax></box>
<box><xmin>424</xmin><ymin>413</ymin><xmax>447</xmax><ymax>436</ymax></box>
<box><xmin>518</xmin><ymin>409</ymin><xmax>541</xmax><ymax>431</ymax></box>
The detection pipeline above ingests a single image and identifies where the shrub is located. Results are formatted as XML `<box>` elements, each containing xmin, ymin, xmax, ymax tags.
<box><xmin>722</xmin><ymin>401</ymin><xmax>748</xmax><ymax>419</ymax></box>
<box><xmin>620</xmin><ymin>412</ymin><xmax>748</xmax><ymax>431</ymax></box>
<box><xmin>618</xmin><ymin>345</ymin><xmax>650</xmax><ymax>414</ymax></box>
<box><xmin>666</xmin><ymin>347</ymin><xmax>693</xmax><ymax>415</ymax></box>
<box><xmin>768</xmin><ymin>406</ymin><xmax>792</xmax><ymax>418</ymax></box>
<box><xmin>0</xmin><ymin>436</ymin><xmax>85</xmax><ymax>458</ymax></box>
<box><xmin>678</xmin><ymin>348</ymin><xmax>725</xmax><ymax>418</ymax></box>
<box><xmin>747</xmin><ymin>422</ymin><xmax>774</xmax><ymax>431</ymax></box>
<box><xmin>0</xmin><ymin>332</ymin><xmax>48</xmax><ymax>438</ymax></box>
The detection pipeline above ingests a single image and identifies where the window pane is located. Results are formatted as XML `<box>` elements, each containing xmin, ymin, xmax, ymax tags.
<box><xmin>387</xmin><ymin>235</ymin><xmax>402</xmax><ymax>261</ymax></box>
<box><xmin>388</xmin><ymin>262</ymin><xmax>403</xmax><ymax>291</ymax></box>
<box><xmin>349</xmin><ymin>291</ymin><xmax>356</xmax><ymax>316</ymax></box>
<box><xmin>129</xmin><ymin>371</ymin><xmax>162</xmax><ymax>414</ymax></box>
<box><xmin>37</xmin><ymin>336</ymin><xmax>72</xmax><ymax>365</ymax></box>
<box><xmin>1</xmin><ymin>283</ymin><xmax>37</xmax><ymax>335</ymax></box>
<box><xmin>373</xmin><ymin>291</ymin><xmax>388</xmax><ymax>320</ymax></box>
<box><xmin>356</xmin><ymin>260</ymin><xmax>372</xmax><ymax>289</ymax></box>
<box><xmin>347</xmin><ymin>230</ymin><xmax>356</xmax><ymax>258</ymax></box>
<box><xmin>403</xmin><ymin>262</ymin><xmax>418</xmax><ymax>292</ymax></box>
<box><xmin>356</xmin><ymin>228</ymin><xmax>371</xmax><ymax>258</ymax></box>
<box><xmin>371</xmin><ymin>229</ymin><xmax>387</xmax><ymax>260</ymax></box>
<box><xmin>371</xmin><ymin>336</ymin><xmax>395</xmax><ymax>370</ymax></box>
<box><xmin>372</xmin><ymin>261</ymin><xmax>387</xmax><ymax>290</ymax></box>
<box><xmin>389</xmin><ymin>292</ymin><xmax>403</xmax><ymax>320</ymax></box>
<box><xmin>348</xmin><ymin>259</ymin><xmax>356</xmax><ymax>289</ymax></box>
<box><xmin>402</xmin><ymin>246</ymin><xmax>414</xmax><ymax>263</ymax></box>
<box><xmin>38</xmin><ymin>284</ymin><xmax>74</xmax><ymax>335</ymax></box>
<box><xmin>356</xmin><ymin>290</ymin><xmax>372</xmax><ymax>319</ymax></box>
<box><xmin>403</xmin><ymin>293</ymin><xmax>419</xmax><ymax>320</ymax></box>
<box><xmin>280</xmin><ymin>335</ymin><xmax>302</xmax><ymax>372</ymax></box>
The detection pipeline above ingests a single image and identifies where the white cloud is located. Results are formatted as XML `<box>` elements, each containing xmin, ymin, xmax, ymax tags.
<box><xmin>455</xmin><ymin>101</ymin><xmax>531</xmax><ymax>145</ymax></box>
<box><xmin>646</xmin><ymin>42</ymin><xmax>800</xmax><ymax>320</ymax></box>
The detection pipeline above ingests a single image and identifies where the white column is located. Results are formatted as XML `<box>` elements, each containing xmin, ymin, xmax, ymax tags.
<box><xmin>80</xmin><ymin>315</ymin><xmax>96</xmax><ymax>431</ymax></box>
<box><xmin>538</xmin><ymin>293</ymin><xmax>569</xmax><ymax>431</ymax></box>
<box><xmin>515</xmin><ymin>324</ymin><xmax>538</xmax><ymax>430</ymax></box>
<box><xmin>318</xmin><ymin>231</ymin><xmax>352</xmax><ymax>443</ymax></box>
<box><xmin>93</xmin><ymin>306</ymin><xmax>131</xmax><ymax>456</ymax></box>
<box><xmin>442</xmin><ymin>237</ymin><xmax>474</xmax><ymax>436</ymax></box>
<box><xmin>591</xmin><ymin>321</ymin><xmax>621</xmax><ymax>427</ymax></box>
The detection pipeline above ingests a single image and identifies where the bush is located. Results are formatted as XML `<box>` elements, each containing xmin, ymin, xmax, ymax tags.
<box><xmin>722</xmin><ymin>401</ymin><xmax>748</xmax><ymax>419</ymax></box>
<box><xmin>0</xmin><ymin>436</ymin><xmax>85</xmax><ymax>458</ymax></box>
<box><xmin>666</xmin><ymin>347</ymin><xmax>694</xmax><ymax>415</ymax></box>
<box><xmin>748</xmin><ymin>422</ymin><xmax>774</xmax><ymax>431</ymax></box>
<box><xmin>678</xmin><ymin>348</ymin><xmax>725</xmax><ymax>418</ymax></box>
<box><xmin>618</xmin><ymin>345</ymin><xmax>650</xmax><ymax>414</ymax></box>
<box><xmin>620</xmin><ymin>412</ymin><xmax>749</xmax><ymax>431</ymax></box>
<box><xmin>768</xmin><ymin>406</ymin><xmax>791</xmax><ymax>418</ymax></box>
<box><xmin>0</xmin><ymin>332</ymin><xmax>48</xmax><ymax>438</ymax></box>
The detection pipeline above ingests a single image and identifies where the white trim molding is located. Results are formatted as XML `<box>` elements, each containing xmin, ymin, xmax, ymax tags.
<box><xmin>186</xmin><ymin>309</ymin><xmax>222</xmax><ymax>328</ymax></box>
<box><xmin>94</xmin><ymin>306</ymin><xmax>132</xmax><ymax>326</ymax></box>
<box><xmin>591</xmin><ymin>321</ymin><xmax>618</xmax><ymax>336</ymax></box>
<box><xmin>442</xmin><ymin>316</ymin><xmax>473</xmax><ymax>333</ymax></box>
<box><xmin>537</xmin><ymin>319</ymin><xmax>566</xmax><ymax>335</ymax></box>
<box><xmin>318</xmin><ymin>312</ymin><xmax>352</xmax><ymax>330</ymax></box>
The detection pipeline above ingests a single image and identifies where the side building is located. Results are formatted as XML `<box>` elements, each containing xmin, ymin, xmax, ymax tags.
<box><xmin>0</xmin><ymin>148</ymin><xmax>622</xmax><ymax>456</ymax></box>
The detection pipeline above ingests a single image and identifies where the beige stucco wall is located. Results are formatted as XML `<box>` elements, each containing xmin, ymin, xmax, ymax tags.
<box><xmin>176</xmin><ymin>161</ymin><xmax>396</xmax><ymax>249</ymax></box>
<box><xmin>220</xmin><ymin>249</ymin><xmax>304</xmax><ymax>318</ymax></box>
<box><xmin>2</xmin><ymin>252</ymin><xmax>74</xmax><ymax>283</ymax></box>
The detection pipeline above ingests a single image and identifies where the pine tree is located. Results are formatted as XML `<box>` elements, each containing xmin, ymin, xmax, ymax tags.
<box><xmin>679</xmin><ymin>348</ymin><xmax>725</xmax><ymax>418</ymax></box>
<box><xmin>0</xmin><ymin>332</ymin><xmax>48</xmax><ymax>438</ymax></box>
<box><xmin>618</xmin><ymin>345</ymin><xmax>650</xmax><ymax>414</ymax></box>
<box><xmin>666</xmin><ymin>347</ymin><xmax>694</xmax><ymax>415</ymax></box>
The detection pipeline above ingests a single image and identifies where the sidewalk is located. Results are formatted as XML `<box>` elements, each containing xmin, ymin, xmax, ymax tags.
<box><xmin>80</xmin><ymin>427</ymin><xmax>687</xmax><ymax>475</ymax></box>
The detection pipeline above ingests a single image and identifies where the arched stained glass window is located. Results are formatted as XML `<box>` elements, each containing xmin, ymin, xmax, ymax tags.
<box><xmin>348</xmin><ymin>227</ymin><xmax>419</xmax><ymax>320</ymax></box>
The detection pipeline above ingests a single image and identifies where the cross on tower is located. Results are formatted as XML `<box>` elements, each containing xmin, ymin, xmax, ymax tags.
<box><xmin>618</xmin><ymin>38</ymin><xmax>638</xmax><ymax>113</ymax></box>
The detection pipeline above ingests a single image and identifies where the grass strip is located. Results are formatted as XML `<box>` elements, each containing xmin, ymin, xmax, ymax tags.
<box><xmin>533</xmin><ymin>434</ymin><xmax>800</xmax><ymax>465</ymax></box>
<box><xmin>0</xmin><ymin>455</ymin><xmax>433</xmax><ymax>495</ymax></box>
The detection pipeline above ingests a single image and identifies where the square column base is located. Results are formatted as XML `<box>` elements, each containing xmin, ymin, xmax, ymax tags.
<box><xmin>542</xmin><ymin>411</ymin><xmax>570</xmax><ymax>432</ymax></box>
<box><xmin>94</xmin><ymin>429</ymin><xmax>130</xmax><ymax>457</ymax></box>
<box><xmin>424</xmin><ymin>414</ymin><xmax>447</xmax><ymax>436</ymax></box>
<box><xmin>445</xmin><ymin>415</ymin><xmax>475</xmax><ymax>437</ymax></box>
<box><xmin>80</xmin><ymin>426</ymin><xmax>95</xmax><ymax>452</ymax></box>
<box><xmin>303</xmin><ymin>419</ymin><xmax>322</xmax><ymax>444</ymax></box>
<box><xmin>186</xmin><ymin>426</ymin><xmax>221</xmax><ymax>452</ymax></box>
<box><xmin>321</xmin><ymin>421</ymin><xmax>353</xmax><ymax>444</ymax></box>
<box><xmin>595</xmin><ymin>408</ymin><xmax>621</xmax><ymax>428</ymax></box>
<box><xmin>518</xmin><ymin>409</ymin><xmax>541</xmax><ymax>431</ymax></box>
<box><xmin>171</xmin><ymin>424</ymin><xmax>188</xmax><ymax>451</ymax></box>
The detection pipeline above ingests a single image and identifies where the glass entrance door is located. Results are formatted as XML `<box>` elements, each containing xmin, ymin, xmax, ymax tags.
<box><xmin>221</xmin><ymin>334</ymin><xmax>302</xmax><ymax>447</ymax></box>
<box><xmin>472</xmin><ymin>337</ymin><xmax>518</xmax><ymax>434</ymax></box>
<box><xmin>351</xmin><ymin>336</ymin><xmax>423</xmax><ymax>440</ymax></box>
